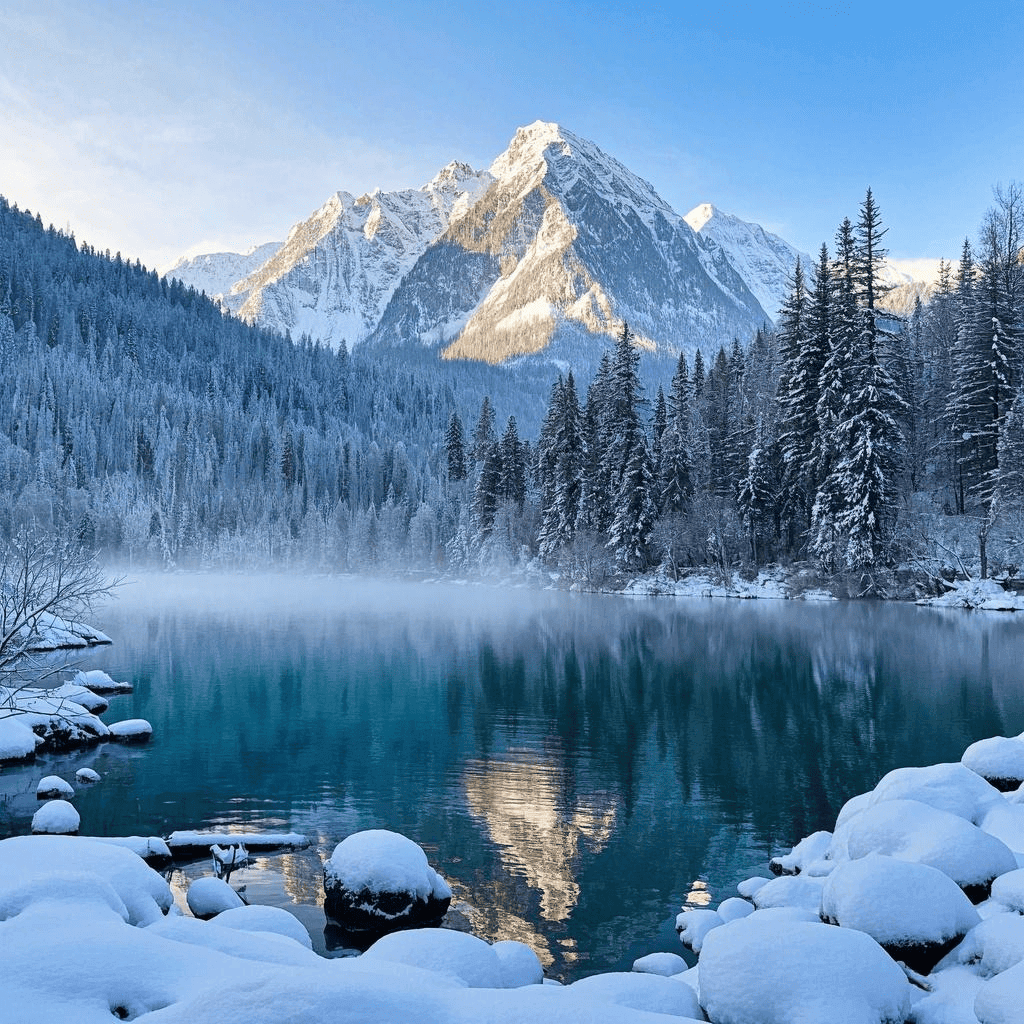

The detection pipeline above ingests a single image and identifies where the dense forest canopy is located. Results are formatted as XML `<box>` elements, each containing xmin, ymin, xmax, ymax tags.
<box><xmin>1</xmin><ymin>187</ymin><xmax>1022</xmax><ymax>594</ymax></box>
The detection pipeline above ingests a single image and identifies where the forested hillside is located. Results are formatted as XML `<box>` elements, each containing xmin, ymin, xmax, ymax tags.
<box><xmin>2</xmin><ymin>187</ymin><xmax>1022</xmax><ymax>593</ymax></box>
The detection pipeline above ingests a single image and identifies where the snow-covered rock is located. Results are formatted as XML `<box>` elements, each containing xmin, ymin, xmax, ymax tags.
<box><xmin>963</xmin><ymin>736</ymin><xmax>1024</xmax><ymax>792</ymax></box>
<box><xmin>676</xmin><ymin>907</ymin><xmax>724</xmax><ymax>952</ymax></box>
<box><xmin>361</xmin><ymin>927</ymin><xmax>503</xmax><ymax>988</ymax></box>
<box><xmin>751</xmin><ymin>873</ymin><xmax>826</xmax><ymax>913</ymax></box>
<box><xmin>868</xmin><ymin>762</ymin><xmax>1004</xmax><ymax>825</ymax></box>
<box><xmin>820</xmin><ymin>854</ymin><xmax>980</xmax><ymax>972</ymax></box>
<box><xmin>69</xmin><ymin>668</ymin><xmax>133</xmax><ymax>695</ymax></box>
<box><xmin>36</xmin><ymin>775</ymin><xmax>75</xmax><ymax>800</ymax></box>
<box><xmin>974</xmin><ymin>957</ymin><xmax>1024</xmax><ymax>1024</ymax></box>
<box><xmin>166</xmin><ymin>830</ymin><xmax>309</xmax><ymax>854</ymax></box>
<box><xmin>990</xmin><ymin>867</ymin><xmax>1024</xmax><ymax>912</ymax></box>
<box><xmin>632</xmin><ymin>951</ymin><xmax>688</xmax><ymax>976</ymax></box>
<box><xmin>568</xmin><ymin>971</ymin><xmax>703</xmax><ymax>1018</ymax></box>
<box><xmin>769</xmin><ymin>830</ymin><xmax>832</xmax><ymax>875</ymax></box>
<box><xmin>186</xmin><ymin>877</ymin><xmax>245</xmax><ymax>919</ymax></box>
<box><xmin>697</xmin><ymin>914</ymin><xmax>912</xmax><ymax>1024</ymax></box>
<box><xmin>85</xmin><ymin>835</ymin><xmax>172</xmax><ymax>865</ymax></box>
<box><xmin>108</xmin><ymin>718</ymin><xmax>153</xmax><ymax>743</ymax></box>
<box><xmin>492</xmin><ymin>939</ymin><xmax>544</xmax><ymax>987</ymax></box>
<box><xmin>940</xmin><ymin>914</ymin><xmax>1024</xmax><ymax>979</ymax></box>
<box><xmin>211</xmin><ymin>904</ymin><xmax>312</xmax><ymax>949</ymax></box>
<box><xmin>1</xmin><ymin>686</ymin><xmax>109</xmax><ymax>749</ymax></box>
<box><xmin>828</xmin><ymin>798</ymin><xmax>1017</xmax><ymax>900</ymax></box>
<box><xmin>76</xmin><ymin>767</ymin><xmax>101</xmax><ymax>784</ymax></box>
<box><xmin>323</xmin><ymin>829</ymin><xmax>451</xmax><ymax>939</ymax></box>
<box><xmin>716</xmin><ymin>897</ymin><xmax>755</xmax><ymax>922</ymax></box>
<box><xmin>32</xmin><ymin>799</ymin><xmax>80</xmax><ymax>834</ymax></box>
<box><xmin>40</xmin><ymin>680</ymin><xmax>109</xmax><ymax>714</ymax></box>
<box><xmin>0</xmin><ymin>716</ymin><xmax>40</xmax><ymax>762</ymax></box>
<box><xmin>0</xmin><ymin>834</ymin><xmax>173</xmax><ymax>924</ymax></box>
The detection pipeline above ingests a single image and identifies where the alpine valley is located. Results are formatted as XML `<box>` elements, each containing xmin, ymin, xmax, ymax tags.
<box><xmin>167</xmin><ymin>122</ymin><xmax>806</xmax><ymax>367</ymax></box>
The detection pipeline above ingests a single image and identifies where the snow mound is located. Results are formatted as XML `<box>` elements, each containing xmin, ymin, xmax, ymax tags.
<box><xmin>32</xmin><ymin>799</ymin><xmax>80</xmax><ymax>834</ymax></box>
<box><xmin>717</xmin><ymin>897</ymin><xmax>755</xmax><ymax>922</ymax></box>
<box><xmin>736</xmin><ymin>876</ymin><xmax>771</xmax><ymax>898</ymax></box>
<box><xmin>186</xmin><ymin>877</ymin><xmax>245</xmax><ymax>919</ymax></box>
<box><xmin>568</xmin><ymin>971</ymin><xmax>703</xmax><ymax>1017</ymax></box>
<box><xmin>325</xmin><ymin>830</ymin><xmax>451</xmax><ymax>900</ymax></box>
<box><xmin>963</xmin><ymin>736</ymin><xmax>1024</xmax><ymax>791</ymax></box>
<box><xmin>42</xmin><ymin>680</ymin><xmax>109</xmax><ymax>714</ymax></box>
<box><xmin>828</xmin><ymin>798</ymin><xmax>1017</xmax><ymax>897</ymax></box>
<box><xmin>0</xmin><ymin>869</ymin><xmax>129</xmax><ymax>922</ymax></box>
<box><xmin>37</xmin><ymin>775</ymin><xmax>75</xmax><ymax>799</ymax></box>
<box><xmin>492</xmin><ymin>939</ymin><xmax>543</xmax><ymax>987</ymax></box>
<box><xmin>85</xmin><ymin>835</ymin><xmax>172</xmax><ymax>862</ymax></box>
<box><xmin>974</xmin><ymin>957</ymin><xmax>1024</xmax><ymax>1023</ymax></box>
<box><xmin>0</xmin><ymin>717</ymin><xmax>39</xmax><ymax>761</ymax></box>
<box><xmin>770</xmin><ymin>830</ymin><xmax>832</xmax><ymax>875</ymax></box>
<box><xmin>362</xmin><ymin>927</ymin><xmax>502</xmax><ymax>988</ymax></box>
<box><xmin>869</xmin><ymin>762</ymin><xmax>1003</xmax><ymax>825</ymax></box>
<box><xmin>979</xmin><ymin>801</ymin><xmax>1024</xmax><ymax>854</ymax></box>
<box><xmin>990</xmin><ymin>868</ymin><xmax>1024</xmax><ymax>912</ymax></box>
<box><xmin>821</xmin><ymin>854</ymin><xmax>979</xmax><ymax>970</ymax></box>
<box><xmin>76</xmin><ymin>767</ymin><xmax>101</xmax><ymax>784</ymax></box>
<box><xmin>0</xmin><ymin>835</ymin><xmax>172</xmax><ymax>924</ymax></box>
<box><xmin>698</xmin><ymin>914</ymin><xmax>912</xmax><ymax>1024</ymax></box>
<box><xmin>212</xmin><ymin>905</ymin><xmax>313</xmax><ymax>949</ymax></box>
<box><xmin>145</xmin><ymin>913</ymin><xmax>319</xmax><ymax>967</ymax></box>
<box><xmin>632</xmin><ymin>951</ymin><xmax>688</xmax><ymax>976</ymax></box>
<box><xmin>942</xmin><ymin>914</ymin><xmax>1024</xmax><ymax>978</ymax></box>
<box><xmin>752</xmin><ymin>873</ymin><xmax>826</xmax><ymax>913</ymax></box>
<box><xmin>676</xmin><ymin>908</ymin><xmax>724</xmax><ymax>952</ymax></box>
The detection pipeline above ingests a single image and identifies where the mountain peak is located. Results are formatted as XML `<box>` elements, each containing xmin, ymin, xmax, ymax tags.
<box><xmin>489</xmin><ymin>120</ymin><xmax>575</xmax><ymax>181</ymax></box>
<box><xmin>684</xmin><ymin>203</ymin><xmax>717</xmax><ymax>233</ymax></box>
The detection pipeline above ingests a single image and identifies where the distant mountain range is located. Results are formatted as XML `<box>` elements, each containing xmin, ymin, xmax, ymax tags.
<box><xmin>166</xmin><ymin>122</ymin><xmax>933</xmax><ymax>364</ymax></box>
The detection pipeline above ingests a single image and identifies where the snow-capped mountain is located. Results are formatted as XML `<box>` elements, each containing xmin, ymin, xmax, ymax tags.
<box><xmin>168</xmin><ymin>123</ymin><xmax>816</xmax><ymax>363</ymax></box>
<box><xmin>683</xmin><ymin>203</ymin><xmax>809</xmax><ymax>320</ymax></box>
<box><xmin>164</xmin><ymin>242</ymin><xmax>281</xmax><ymax>306</ymax></box>
<box><xmin>226</xmin><ymin>163</ymin><xmax>491</xmax><ymax>348</ymax></box>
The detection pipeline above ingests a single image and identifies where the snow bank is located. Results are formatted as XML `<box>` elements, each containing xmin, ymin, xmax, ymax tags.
<box><xmin>212</xmin><ymin>904</ymin><xmax>313</xmax><ymax>949</ymax></box>
<box><xmin>568</xmin><ymin>971</ymin><xmax>703</xmax><ymax>1018</ymax></box>
<box><xmin>697</xmin><ymin>914</ymin><xmax>912</xmax><ymax>1024</ymax></box>
<box><xmin>974</xmin><ymin>957</ymin><xmax>1024</xmax><ymax>1023</ymax></box>
<box><xmin>361</xmin><ymin>927</ymin><xmax>504</xmax><ymax>988</ymax></box>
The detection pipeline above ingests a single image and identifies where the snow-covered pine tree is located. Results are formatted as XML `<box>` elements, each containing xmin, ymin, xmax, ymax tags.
<box><xmin>445</xmin><ymin>411</ymin><xmax>467</xmax><ymax>482</ymax></box>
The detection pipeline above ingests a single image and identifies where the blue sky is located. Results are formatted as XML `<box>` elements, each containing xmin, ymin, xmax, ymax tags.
<box><xmin>2</xmin><ymin>0</ymin><xmax>1021</xmax><ymax>271</ymax></box>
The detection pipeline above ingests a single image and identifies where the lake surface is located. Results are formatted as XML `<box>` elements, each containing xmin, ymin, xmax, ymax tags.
<box><xmin>4</xmin><ymin>574</ymin><xmax>1024</xmax><ymax>979</ymax></box>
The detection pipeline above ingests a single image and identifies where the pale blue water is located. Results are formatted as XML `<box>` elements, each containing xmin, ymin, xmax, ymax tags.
<box><xmin>3</xmin><ymin>574</ymin><xmax>1023</xmax><ymax>979</ymax></box>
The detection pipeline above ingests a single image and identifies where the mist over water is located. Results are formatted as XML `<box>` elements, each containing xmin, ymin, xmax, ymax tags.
<box><xmin>4</xmin><ymin>573</ymin><xmax>1024</xmax><ymax>978</ymax></box>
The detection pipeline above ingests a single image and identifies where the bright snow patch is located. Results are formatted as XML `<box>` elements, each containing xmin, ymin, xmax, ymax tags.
<box><xmin>0</xmin><ymin>717</ymin><xmax>40</xmax><ymax>761</ymax></box>
<box><xmin>568</xmin><ymin>971</ymin><xmax>703</xmax><ymax>1018</ymax></box>
<box><xmin>361</xmin><ymin>927</ymin><xmax>503</xmax><ymax>988</ymax></box>
<box><xmin>963</xmin><ymin>736</ymin><xmax>1024</xmax><ymax>789</ymax></box>
<box><xmin>36</xmin><ymin>775</ymin><xmax>75</xmax><ymax>799</ymax></box>
<box><xmin>492</xmin><ymin>939</ymin><xmax>544</xmax><ymax>987</ymax></box>
<box><xmin>632</xmin><ymin>951</ymin><xmax>688</xmax><ymax>976</ymax></box>
<box><xmin>208</xmin><ymin>904</ymin><xmax>313</xmax><ymax>949</ymax></box>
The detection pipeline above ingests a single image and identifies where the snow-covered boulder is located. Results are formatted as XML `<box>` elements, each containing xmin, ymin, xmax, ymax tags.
<box><xmin>697</xmin><ymin>914</ymin><xmax>912</xmax><ymax>1024</ymax></box>
<box><xmin>32</xmin><ymin>799</ymin><xmax>80</xmax><ymax>835</ymax></box>
<box><xmin>492</xmin><ymin>939</ymin><xmax>543</xmax><ymax>987</ymax></box>
<box><xmin>940</xmin><ymin>914</ymin><xmax>1024</xmax><ymax>979</ymax></box>
<box><xmin>632</xmin><ymin>951</ymin><xmax>688</xmax><ymax>976</ymax></box>
<box><xmin>979</xmin><ymin>801</ymin><xmax>1024</xmax><ymax>854</ymax></box>
<box><xmin>676</xmin><ymin>908</ymin><xmax>724</xmax><ymax>952</ymax></box>
<box><xmin>70</xmin><ymin>668</ymin><xmax>133</xmax><ymax>694</ymax></box>
<box><xmin>991</xmin><ymin>868</ymin><xmax>1024</xmax><ymax>913</ymax></box>
<box><xmin>76</xmin><ymin>767</ymin><xmax>101</xmax><ymax>784</ymax></box>
<box><xmin>752</xmin><ymin>873</ymin><xmax>826</xmax><ymax>913</ymax></box>
<box><xmin>0</xmin><ymin>834</ymin><xmax>173</xmax><ymax>924</ymax></box>
<box><xmin>963</xmin><ymin>736</ymin><xmax>1024</xmax><ymax>792</ymax></box>
<box><xmin>108</xmin><ymin>718</ymin><xmax>153</xmax><ymax>743</ymax></box>
<box><xmin>568</xmin><ymin>971</ymin><xmax>703</xmax><ymax>1018</ymax></box>
<box><xmin>36</xmin><ymin>775</ymin><xmax>75</xmax><ymax>800</ymax></box>
<box><xmin>717</xmin><ymin>897</ymin><xmax>755</xmax><ymax>922</ymax></box>
<box><xmin>735</xmin><ymin>876</ymin><xmax>771</xmax><ymax>899</ymax></box>
<box><xmin>0</xmin><ymin>716</ymin><xmax>41</xmax><ymax>763</ymax></box>
<box><xmin>974</xmin><ymin>957</ymin><xmax>1024</xmax><ymax>1024</ymax></box>
<box><xmin>828</xmin><ymin>798</ymin><xmax>1017</xmax><ymax>901</ymax></box>
<box><xmin>770</xmin><ymin>830</ymin><xmax>832</xmax><ymax>875</ymax></box>
<box><xmin>820</xmin><ymin>854</ymin><xmax>980</xmax><ymax>973</ymax></box>
<box><xmin>323</xmin><ymin>829</ymin><xmax>451</xmax><ymax>940</ymax></box>
<box><xmin>868</xmin><ymin>762</ymin><xmax>1004</xmax><ymax>825</ymax></box>
<box><xmin>209</xmin><ymin>904</ymin><xmax>313</xmax><ymax>949</ymax></box>
<box><xmin>361</xmin><ymin>927</ymin><xmax>503</xmax><ymax>988</ymax></box>
<box><xmin>2</xmin><ymin>687</ymin><xmax>109</xmax><ymax>750</ymax></box>
<box><xmin>186</xmin><ymin>877</ymin><xmax>245</xmax><ymax>919</ymax></box>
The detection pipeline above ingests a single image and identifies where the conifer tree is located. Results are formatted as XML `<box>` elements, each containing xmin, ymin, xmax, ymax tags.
<box><xmin>445</xmin><ymin>411</ymin><xmax>467</xmax><ymax>482</ymax></box>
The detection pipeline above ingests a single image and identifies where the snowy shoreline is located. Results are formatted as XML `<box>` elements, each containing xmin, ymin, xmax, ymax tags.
<box><xmin>4</xmin><ymin>717</ymin><xmax>1024</xmax><ymax>1021</ymax></box>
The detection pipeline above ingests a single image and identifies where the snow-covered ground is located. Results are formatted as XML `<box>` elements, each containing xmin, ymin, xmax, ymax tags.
<box><xmin>4</xmin><ymin>730</ymin><xmax>1024</xmax><ymax>1020</ymax></box>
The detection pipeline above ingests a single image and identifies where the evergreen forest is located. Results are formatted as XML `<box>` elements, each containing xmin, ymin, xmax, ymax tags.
<box><xmin>2</xmin><ymin>187</ymin><xmax>1022</xmax><ymax>596</ymax></box>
